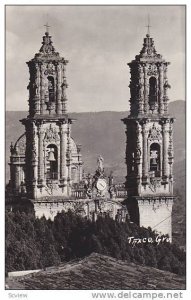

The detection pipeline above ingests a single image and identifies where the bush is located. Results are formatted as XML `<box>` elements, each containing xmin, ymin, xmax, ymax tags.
<box><xmin>5</xmin><ymin>210</ymin><xmax>186</xmax><ymax>275</ymax></box>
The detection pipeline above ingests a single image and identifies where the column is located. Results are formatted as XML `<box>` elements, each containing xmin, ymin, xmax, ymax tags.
<box><xmin>79</xmin><ymin>164</ymin><xmax>83</xmax><ymax>182</ymax></box>
<box><xmin>135</xmin><ymin>121</ymin><xmax>142</xmax><ymax>177</ymax></box>
<box><xmin>67</xmin><ymin>123</ymin><xmax>72</xmax><ymax>195</ymax></box>
<box><xmin>62</xmin><ymin>67</ymin><xmax>68</xmax><ymax>114</ymax></box>
<box><xmin>159</xmin><ymin>64</ymin><xmax>164</xmax><ymax>114</ymax></box>
<box><xmin>38</xmin><ymin>123</ymin><xmax>44</xmax><ymax>184</ymax></box>
<box><xmin>168</xmin><ymin>120</ymin><xmax>174</xmax><ymax>177</ymax></box>
<box><xmin>138</xmin><ymin>65</ymin><xmax>144</xmax><ymax>114</ymax></box>
<box><xmin>60</xmin><ymin>122</ymin><xmax>67</xmax><ymax>180</ymax></box>
<box><xmin>143</xmin><ymin>65</ymin><xmax>149</xmax><ymax>113</ymax></box>
<box><xmin>36</xmin><ymin>64</ymin><xmax>40</xmax><ymax>114</ymax></box>
<box><xmin>163</xmin><ymin>63</ymin><xmax>169</xmax><ymax>113</ymax></box>
<box><xmin>57</xmin><ymin>63</ymin><xmax>62</xmax><ymax>115</ymax></box>
<box><xmin>32</xmin><ymin>124</ymin><xmax>38</xmax><ymax>185</ymax></box>
<box><xmin>15</xmin><ymin>165</ymin><xmax>20</xmax><ymax>190</ymax></box>
<box><xmin>162</xmin><ymin>120</ymin><xmax>169</xmax><ymax>179</ymax></box>
<box><xmin>142</xmin><ymin>121</ymin><xmax>148</xmax><ymax>179</ymax></box>
<box><xmin>40</xmin><ymin>64</ymin><xmax>46</xmax><ymax>114</ymax></box>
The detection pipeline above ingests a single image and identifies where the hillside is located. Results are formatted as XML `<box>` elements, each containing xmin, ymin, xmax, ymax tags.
<box><xmin>5</xmin><ymin>101</ymin><xmax>186</xmax><ymax>245</ymax></box>
<box><xmin>5</xmin><ymin>100</ymin><xmax>185</xmax><ymax>180</ymax></box>
<box><xmin>6</xmin><ymin>253</ymin><xmax>186</xmax><ymax>290</ymax></box>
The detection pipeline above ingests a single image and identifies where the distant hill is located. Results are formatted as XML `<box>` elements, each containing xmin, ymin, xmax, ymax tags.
<box><xmin>5</xmin><ymin>100</ymin><xmax>186</xmax><ymax>245</ymax></box>
<box><xmin>5</xmin><ymin>100</ymin><xmax>185</xmax><ymax>180</ymax></box>
<box><xmin>6</xmin><ymin>253</ymin><xmax>186</xmax><ymax>290</ymax></box>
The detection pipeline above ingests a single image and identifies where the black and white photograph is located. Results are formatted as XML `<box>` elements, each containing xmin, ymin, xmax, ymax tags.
<box><xmin>4</xmin><ymin>3</ymin><xmax>187</xmax><ymax>295</ymax></box>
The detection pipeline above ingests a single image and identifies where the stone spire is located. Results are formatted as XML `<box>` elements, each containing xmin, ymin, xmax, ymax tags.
<box><xmin>134</xmin><ymin>34</ymin><xmax>163</xmax><ymax>61</ymax></box>
<box><xmin>34</xmin><ymin>31</ymin><xmax>60</xmax><ymax>60</ymax></box>
<box><xmin>26</xmin><ymin>28</ymin><xmax>69</xmax><ymax>116</ymax></box>
<box><xmin>39</xmin><ymin>32</ymin><xmax>56</xmax><ymax>54</ymax></box>
<box><xmin>122</xmin><ymin>28</ymin><xmax>175</xmax><ymax>239</ymax></box>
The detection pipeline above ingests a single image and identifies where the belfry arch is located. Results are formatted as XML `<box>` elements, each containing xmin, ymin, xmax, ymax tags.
<box><xmin>46</xmin><ymin>144</ymin><xmax>58</xmax><ymax>180</ymax></box>
<box><xmin>149</xmin><ymin>76</ymin><xmax>157</xmax><ymax>111</ymax></box>
<box><xmin>149</xmin><ymin>142</ymin><xmax>160</xmax><ymax>177</ymax></box>
<box><xmin>47</xmin><ymin>76</ymin><xmax>55</xmax><ymax>102</ymax></box>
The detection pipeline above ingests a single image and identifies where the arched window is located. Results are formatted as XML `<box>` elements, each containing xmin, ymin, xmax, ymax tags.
<box><xmin>150</xmin><ymin>143</ymin><xmax>160</xmax><ymax>177</ymax></box>
<box><xmin>149</xmin><ymin>77</ymin><xmax>157</xmax><ymax>111</ymax></box>
<box><xmin>47</xmin><ymin>76</ymin><xmax>55</xmax><ymax>102</ymax></box>
<box><xmin>46</xmin><ymin>144</ymin><xmax>58</xmax><ymax>179</ymax></box>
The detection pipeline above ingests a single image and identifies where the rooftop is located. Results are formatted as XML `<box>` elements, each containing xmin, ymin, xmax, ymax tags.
<box><xmin>6</xmin><ymin>253</ymin><xmax>186</xmax><ymax>290</ymax></box>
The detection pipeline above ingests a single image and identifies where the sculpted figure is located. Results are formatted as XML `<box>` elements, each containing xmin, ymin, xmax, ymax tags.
<box><xmin>97</xmin><ymin>155</ymin><xmax>104</xmax><ymax>173</ymax></box>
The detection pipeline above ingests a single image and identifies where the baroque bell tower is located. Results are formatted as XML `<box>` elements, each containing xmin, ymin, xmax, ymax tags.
<box><xmin>122</xmin><ymin>31</ymin><xmax>175</xmax><ymax>238</ymax></box>
<box><xmin>21</xmin><ymin>28</ymin><xmax>83</xmax><ymax>200</ymax></box>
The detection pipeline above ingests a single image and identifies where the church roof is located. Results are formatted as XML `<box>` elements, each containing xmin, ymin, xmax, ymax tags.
<box><xmin>130</xmin><ymin>34</ymin><xmax>167</xmax><ymax>64</ymax></box>
<box><xmin>6</xmin><ymin>253</ymin><xmax>185</xmax><ymax>289</ymax></box>
<box><xmin>11</xmin><ymin>133</ymin><xmax>26</xmax><ymax>156</ymax></box>
<box><xmin>29</xmin><ymin>31</ymin><xmax>68</xmax><ymax>63</ymax></box>
<box><xmin>11</xmin><ymin>133</ymin><xmax>79</xmax><ymax>157</ymax></box>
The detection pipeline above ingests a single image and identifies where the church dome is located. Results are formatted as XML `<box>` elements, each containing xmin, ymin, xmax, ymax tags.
<box><xmin>70</xmin><ymin>137</ymin><xmax>81</xmax><ymax>155</ymax></box>
<box><xmin>13</xmin><ymin>133</ymin><xmax>26</xmax><ymax>156</ymax></box>
<box><xmin>11</xmin><ymin>134</ymin><xmax>79</xmax><ymax>157</ymax></box>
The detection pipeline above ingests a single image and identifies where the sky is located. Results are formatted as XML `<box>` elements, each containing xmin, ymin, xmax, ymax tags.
<box><xmin>5</xmin><ymin>5</ymin><xmax>185</xmax><ymax>112</ymax></box>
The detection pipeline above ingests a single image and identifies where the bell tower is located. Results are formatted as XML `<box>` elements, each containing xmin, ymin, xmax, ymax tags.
<box><xmin>21</xmin><ymin>28</ymin><xmax>83</xmax><ymax>199</ymax></box>
<box><xmin>122</xmin><ymin>32</ymin><xmax>175</xmax><ymax>238</ymax></box>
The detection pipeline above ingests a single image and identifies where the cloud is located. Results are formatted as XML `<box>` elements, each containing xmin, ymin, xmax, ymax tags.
<box><xmin>5</xmin><ymin>5</ymin><xmax>185</xmax><ymax>112</ymax></box>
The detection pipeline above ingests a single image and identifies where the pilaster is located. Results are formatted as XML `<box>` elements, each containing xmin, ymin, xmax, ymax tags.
<box><xmin>158</xmin><ymin>64</ymin><xmax>164</xmax><ymax>114</ymax></box>
<box><xmin>162</xmin><ymin>119</ymin><xmax>169</xmax><ymax>180</ymax></box>
<box><xmin>60</xmin><ymin>122</ymin><xmax>67</xmax><ymax>183</ymax></box>
<box><xmin>142</xmin><ymin>120</ymin><xmax>149</xmax><ymax>181</ymax></box>
<box><xmin>38</xmin><ymin>123</ymin><xmax>45</xmax><ymax>185</ymax></box>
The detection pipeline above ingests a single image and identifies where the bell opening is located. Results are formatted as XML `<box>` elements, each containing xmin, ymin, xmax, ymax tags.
<box><xmin>46</xmin><ymin>144</ymin><xmax>58</xmax><ymax>180</ymax></box>
<box><xmin>149</xmin><ymin>143</ymin><xmax>160</xmax><ymax>177</ymax></box>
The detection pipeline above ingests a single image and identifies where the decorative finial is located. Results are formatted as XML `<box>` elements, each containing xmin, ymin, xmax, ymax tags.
<box><xmin>145</xmin><ymin>14</ymin><xmax>151</xmax><ymax>36</ymax></box>
<box><xmin>44</xmin><ymin>22</ymin><xmax>50</xmax><ymax>34</ymax></box>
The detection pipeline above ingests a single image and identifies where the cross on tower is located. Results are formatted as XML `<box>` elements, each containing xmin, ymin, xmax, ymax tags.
<box><xmin>145</xmin><ymin>14</ymin><xmax>151</xmax><ymax>35</ymax></box>
<box><xmin>44</xmin><ymin>22</ymin><xmax>50</xmax><ymax>34</ymax></box>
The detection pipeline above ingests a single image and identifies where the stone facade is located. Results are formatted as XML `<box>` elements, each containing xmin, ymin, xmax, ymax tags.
<box><xmin>122</xmin><ymin>33</ymin><xmax>175</xmax><ymax>238</ymax></box>
<box><xmin>8</xmin><ymin>29</ymin><xmax>128</xmax><ymax>222</ymax></box>
<box><xmin>33</xmin><ymin>198</ymin><xmax>126</xmax><ymax>221</ymax></box>
<box><xmin>9</xmin><ymin>31</ymin><xmax>83</xmax><ymax>200</ymax></box>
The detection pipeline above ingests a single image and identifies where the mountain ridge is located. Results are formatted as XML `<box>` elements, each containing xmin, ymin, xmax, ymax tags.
<box><xmin>6</xmin><ymin>100</ymin><xmax>185</xmax><ymax>179</ymax></box>
<box><xmin>5</xmin><ymin>100</ymin><xmax>186</xmax><ymax>245</ymax></box>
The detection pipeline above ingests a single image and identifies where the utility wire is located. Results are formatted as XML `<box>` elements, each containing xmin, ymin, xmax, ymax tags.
<box><xmin>152</xmin><ymin>214</ymin><xmax>172</xmax><ymax>230</ymax></box>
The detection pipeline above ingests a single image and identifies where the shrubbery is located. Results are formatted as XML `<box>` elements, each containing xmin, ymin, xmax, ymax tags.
<box><xmin>5</xmin><ymin>210</ymin><xmax>186</xmax><ymax>275</ymax></box>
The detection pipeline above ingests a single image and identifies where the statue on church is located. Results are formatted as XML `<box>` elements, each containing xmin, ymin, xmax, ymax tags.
<box><xmin>97</xmin><ymin>155</ymin><xmax>104</xmax><ymax>173</ymax></box>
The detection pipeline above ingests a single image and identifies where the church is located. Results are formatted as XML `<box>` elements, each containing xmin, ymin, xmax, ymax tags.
<box><xmin>9</xmin><ymin>29</ymin><xmax>83</xmax><ymax>199</ymax></box>
<box><xmin>122</xmin><ymin>31</ymin><xmax>175</xmax><ymax>238</ymax></box>
<box><xmin>8</xmin><ymin>27</ymin><xmax>175</xmax><ymax>238</ymax></box>
<box><xmin>8</xmin><ymin>28</ymin><xmax>128</xmax><ymax>222</ymax></box>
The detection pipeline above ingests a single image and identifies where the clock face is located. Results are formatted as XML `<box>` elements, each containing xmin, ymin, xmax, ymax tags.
<box><xmin>96</xmin><ymin>179</ymin><xmax>107</xmax><ymax>191</ymax></box>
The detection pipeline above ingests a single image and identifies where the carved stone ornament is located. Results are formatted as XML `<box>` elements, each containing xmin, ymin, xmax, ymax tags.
<box><xmin>32</xmin><ymin>142</ymin><xmax>37</xmax><ymax>161</ymax></box>
<box><xmin>135</xmin><ymin>147</ymin><xmax>141</xmax><ymax>159</ymax></box>
<box><xmin>147</xmin><ymin>65</ymin><xmax>158</xmax><ymax>76</ymax></box>
<box><xmin>97</xmin><ymin>200</ymin><xmax>106</xmax><ymax>212</ymax></box>
<box><xmin>148</xmin><ymin>124</ymin><xmax>162</xmax><ymax>141</ymax></box>
<box><xmin>152</xmin><ymin>200</ymin><xmax>161</xmax><ymax>212</ymax></box>
<box><xmin>18</xmin><ymin>139</ymin><xmax>26</xmax><ymax>155</ymax></box>
<box><xmin>44</xmin><ymin>125</ymin><xmax>60</xmax><ymax>143</ymax></box>
<box><xmin>149</xmin><ymin>177</ymin><xmax>161</xmax><ymax>193</ymax></box>
<box><xmin>45</xmin><ymin>181</ymin><xmax>58</xmax><ymax>195</ymax></box>
<box><xmin>44</xmin><ymin>62</ymin><xmax>55</xmax><ymax>75</ymax></box>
